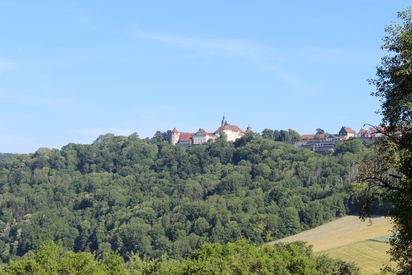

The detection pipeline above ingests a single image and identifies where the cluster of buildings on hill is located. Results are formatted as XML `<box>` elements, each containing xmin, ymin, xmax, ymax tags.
<box><xmin>168</xmin><ymin>115</ymin><xmax>252</xmax><ymax>147</ymax></box>
<box><xmin>166</xmin><ymin>116</ymin><xmax>380</xmax><ymax>153</ymax></box>
<box><xmin>297</xmin><ymin>126</ymin><xmax>381</xmax><ymax>154</ymax></box>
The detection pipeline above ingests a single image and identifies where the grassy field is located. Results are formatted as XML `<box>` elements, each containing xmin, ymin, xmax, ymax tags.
<box><xmin>321</xmin><ymin>240</ymin><xmax>392</xmax><ymax>274</ymax></box>
<box><xmin>271</xmin><ymin>216</ymin><xmax>394</xmax><ymax>275</ymax></box>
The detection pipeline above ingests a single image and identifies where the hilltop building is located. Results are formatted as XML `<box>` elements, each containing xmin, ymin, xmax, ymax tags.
<box><xmin>357</xmin><ymin>126</ymin><xmax>387</xmax><ymax>138</ymax></box>
<box><xmin>169</xmin><ymin>116</ymin><xmax>251</xmax><ymax>147</ymax></box>
<box><xmin>298</xmin><ymin>126</ymin><xmax>357</xmax><ymax>154</ymax></box>
<box><xmin>338</xmin><ymin>126</ymin><xmax>355</xmax><ymax>139</ymax></box>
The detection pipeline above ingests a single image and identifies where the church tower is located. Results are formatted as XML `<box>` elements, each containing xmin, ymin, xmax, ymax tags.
<box><xmin>246</xmin><ymin>124</ymin><xmax>252</xmax><ymax>133</ymax></box>
<box><xmin>221</xmin><ymin>114</ymin><xmax>228</xmax><ymax>127</ymax></box>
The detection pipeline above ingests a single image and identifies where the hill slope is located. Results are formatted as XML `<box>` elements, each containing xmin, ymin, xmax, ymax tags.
<box><xmin>273</xmin><ymin>216</ymin><xmax>394</xmax><ymax>274</ymax></box>
<box><xmin>0</xmin><ymin>134</ymin><xmax>366</xmax><ymax>262</ymax></box>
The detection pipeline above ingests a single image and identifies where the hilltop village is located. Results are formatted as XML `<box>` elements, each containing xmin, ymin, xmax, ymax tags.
<box><xmin>168</xmin><ymin>115</ymin><xmax>252</xmax><ymax>147</ymax></box>
<box><xmin>166</xmin><ymin>116</ymin><xmax>379</xmax><ymax>154</ymax></box>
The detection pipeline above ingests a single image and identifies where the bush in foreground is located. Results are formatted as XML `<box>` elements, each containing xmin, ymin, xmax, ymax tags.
<box><xmin>0</xmin><ymin>239</ymin><xmax>360</xmax><ymax>275</ymax></box>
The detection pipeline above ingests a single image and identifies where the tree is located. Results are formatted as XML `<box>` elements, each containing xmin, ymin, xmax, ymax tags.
<box><xmin>182</xmin><ymin>240</ymin><xmax>360</xmax><ymax>275</ymax></box>
<box><xmin>288</xmin><ymin>129</ymin><xmax>301</xmax><ymax>142</ymax></box>
<box><xmin>0</xmin><ymin>153</ymin><xmax>14</xmax><ymax>161</ymax></box>
<box><xmin>0</xmin><ymin>240</ymin><xmax>114</xmax><ymax>275</ymax></box>
<box><xmin>316</xmin><ymin>128</ymin><xmax>325</xmax><ymax>135</ymax></box>
<box><xmin>261</xmin><ymin>128</ymin><xmax>275</xmax><ymax>140</ymax></box>
<box><xmin>334</xmin><ymin>139</ymin><xmax>364</xmax><ymax>156</ymax></box>
<box><xmin>277</xmin><ymin>130</ymin><xmax>290</xmax><ymax>142</ymax></box>
<box><xmin>358</xmin><ymin>7</ymin><xmax>412</xmax><ymax>275</ymax></box>
<box><xmin>273</xmin><ymin>130</ymin><xmax>280</xmax><ymax>141</ymax></box>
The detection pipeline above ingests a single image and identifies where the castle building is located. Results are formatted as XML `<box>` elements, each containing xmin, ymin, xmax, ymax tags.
<box><xmin>169</xmin><ymin>116</ymin><xmax>251</xmax><ymax>147</ymax></box>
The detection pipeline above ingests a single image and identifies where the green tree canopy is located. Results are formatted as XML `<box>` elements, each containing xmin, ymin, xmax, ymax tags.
<box><xmin>358</xmin><ymin>7</ymin><xmax>412</xmax><ymax>275</ymax></box>
<box><xmin>0</xmin><ymin>130</ymin><xmax>366</xmax><ymax>263</ymax></box>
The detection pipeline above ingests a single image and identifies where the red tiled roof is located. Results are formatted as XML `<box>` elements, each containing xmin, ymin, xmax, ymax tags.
<box><xmin>179</xmin><ymin>132</ymin><xmax>194</xmax><ymax>142</ymax></box>
<box><xmin>341</xmin><ymin>126</ymin><xmax>355</xmax><ymax>134</ymax></box>
<box><xmin>301</xmin><ymin>134</ymin><xmax>325</xmax><ymax>140</ymax></box>
<box><xmin>215</xmin><ymin>124</ymin><xmax>244</xmax><ymax>134</ymax></box>
<box><xmin>171</xmin><ymin>127</ymin><xmax>179</xmax><ymax>133</ymax></box>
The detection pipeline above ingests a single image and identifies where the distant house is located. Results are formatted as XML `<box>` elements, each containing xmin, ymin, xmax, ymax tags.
<box><xmin>338</xmin><ymin>126</ymin><xmax>355</xmax><ymax>139</ymax></box>
<box><xmin>357</xmin><ymin>128</ymin><xmax>369</xmax><ymax>138</ymax></box>
<box><xmin>300</xmin><ymin>139</ymin><xmax>336</xmax><ymax>154</ymax></box>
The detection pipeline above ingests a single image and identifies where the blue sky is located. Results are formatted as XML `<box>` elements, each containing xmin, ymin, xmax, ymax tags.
<box><xmin>0</xmin><ymin>1</ymin><xmax>409</xmax><ymax>153</ymax></box>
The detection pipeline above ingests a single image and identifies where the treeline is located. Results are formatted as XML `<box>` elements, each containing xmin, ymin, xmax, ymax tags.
<box><xmin>0</xmin><ymin>132</ymin><xmax>366</xmax><ymax>262</ymax></box>
<box><xmin>0</xmin><ymin>154</ymin><xmax>13</xmax><ymax>161</ymax></box>
<box><xmin>1</xmin><ymin>239</ymin><xmax>360</xmax><ymax>275</ymax></box>
<box><xmin>261</xmin><ymin>128</ymin><xmax>302</xmax><ymax>142</ymax></box>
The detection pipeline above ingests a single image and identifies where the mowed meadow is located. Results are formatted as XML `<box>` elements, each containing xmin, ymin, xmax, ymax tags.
<box><xmin>272</xmin><ymin>216</ymin><xmax>394</xmax><ymax>275</ymax></box>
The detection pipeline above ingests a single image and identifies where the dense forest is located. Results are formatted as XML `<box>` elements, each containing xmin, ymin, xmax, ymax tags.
<box><xmin>0</xmin><ymin>131</ymin><xmax>369</xmax><ymax>264</ymax></box>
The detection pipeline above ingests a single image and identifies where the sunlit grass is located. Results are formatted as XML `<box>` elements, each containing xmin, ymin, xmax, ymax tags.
<box><xmin>317</xmin><ymin>240</ymin><xmax>393</xmax><ymax>275</ymax></box>
<box><xmin>272</xmin><ymin>216</ymin><xmax>395</xmax><ymax>274</ymax></box>
<box><xmin>308</xmin><ymin>219</ymin><xmax>393</xmax><ymax>252</ymax></box>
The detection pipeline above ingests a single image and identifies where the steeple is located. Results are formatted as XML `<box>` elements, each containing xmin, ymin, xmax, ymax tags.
<box><xmin>246</xmin><ymin>124</ymin><xmax>252</xmax><ymax>133</ymax></box>
<box><xmin>221</xmin><ymin>114</ymin><xmax>228</xmax><ymax>127</ymax></box>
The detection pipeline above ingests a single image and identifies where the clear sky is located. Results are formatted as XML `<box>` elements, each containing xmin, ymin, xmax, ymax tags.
<box><xmin>0</xmin><ymin>1</ymin><xmax>409</xmax><ymax>153</ymax></box>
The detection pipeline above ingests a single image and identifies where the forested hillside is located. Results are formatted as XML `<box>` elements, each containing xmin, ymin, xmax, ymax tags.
<box><xmin>0</xmin><ymin>132</ymin><xmax>367</xmax><ymax>263</ymax></box>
